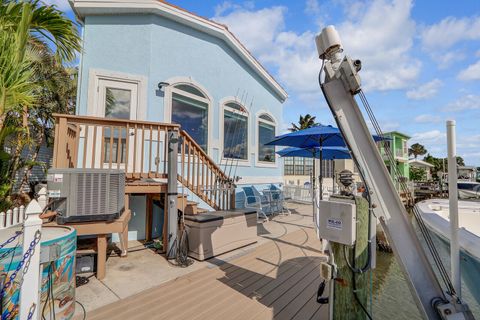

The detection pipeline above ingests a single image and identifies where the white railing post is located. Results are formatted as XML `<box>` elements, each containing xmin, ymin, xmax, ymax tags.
<box><xmin>447</xmin><ymin>120</ymin><xmax>461</xmax><ymax>299</ymax></box>
<box><xmin>19</xmin><ymin>200</ymin><xmax>43</xmax><ymax>320</ymax></box>
<box><xmin>0</xmin><ymin>210</ymin><xmax>5</xmax><ymax>229</ymax></box>
<box><xmin>13</xmin><ymin>207</ymin><xmax>19</xmax><ymax>225</ymax></box>
<box><xmin>37</xmin><ymin>187</ymin><xmax>48</xmax><ymax>210</ymax></box>
<box><xmin>19</xmin><ymin>205</ymin><xmax>25</xmax><ymax>225</ymax></box>
<box><xmin>6</xmin><ymin>209</ymin><xmax>12</xmax><ymax>228</ymax></box>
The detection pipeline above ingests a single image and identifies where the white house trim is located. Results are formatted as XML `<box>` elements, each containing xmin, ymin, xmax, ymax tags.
<box><xmin>219</xmin><ymin>97</ymin><xmax>251</xmax><ymax>167</ymax></box>
<box><xmin>255</xmin><ymin>110</ymin><xmax>279</xmax><ymax>168</ymax></box>
<box><xmin>163</xmin><ymin>77</ymin><xmax>213</xmax><ymax>155</ymax></box>
<box><xmin>86</xmin><ymin>68</ymin><xmax>147</xmax><ymax>120</ymax></box>
<box><xmin>70</xmin><ymin>0</ymin><xmax>288</xmax><ymax>102</ymax></box>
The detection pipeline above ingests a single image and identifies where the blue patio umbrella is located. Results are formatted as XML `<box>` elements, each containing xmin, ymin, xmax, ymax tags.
<box><xmin>266</xmin><ymin>125</ymin><xmax>385</xmax><ymax>199</ymax></box>
<box><xmin>277</xmin><ymin>146</ymin><xmax>351</xmax><ymax>159</ymax></box>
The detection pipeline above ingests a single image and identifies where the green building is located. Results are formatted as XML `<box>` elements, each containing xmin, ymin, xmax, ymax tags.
<box><xmin>377</xmin><ymin>131</ymin><xmax>411</xmax><ymax>191</ymax></box>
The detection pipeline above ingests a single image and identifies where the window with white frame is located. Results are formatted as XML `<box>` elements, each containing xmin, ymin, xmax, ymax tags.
<box><xmin>223</xmin><ymin>102</ymin><xmax>248</xmax><ymax>160</ymax></box>
<box><xmin>100</xmin><ymin>81</ymin><xmax>137</xmax><ymax>165</ymax></box>
<box><xmin>170</xmin><ymin>84</ymin><xmax>209</xmax><ymax>152</ymax></box>
<box><xmin>258</xmin><ymin>114</ymin><xmax>276</xmax><ymax>163</ymax></box>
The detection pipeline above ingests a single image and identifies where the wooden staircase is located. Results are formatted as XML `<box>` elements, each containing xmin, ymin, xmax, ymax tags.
<box><xmin>177</xmin><ymin>194</ymin><xmax>208</xmax><ymax>215</ymax></box>
<box><xmin>52</xmin><ymin>114</ymin><xmax>235</xmax><ymax>212</ymax></box>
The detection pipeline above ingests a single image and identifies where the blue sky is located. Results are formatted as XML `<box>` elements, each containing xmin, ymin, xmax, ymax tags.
<box><xmin>51</xmin><ymin>0</ymin><xmax>480</xmax><ymax>165</ymax></box>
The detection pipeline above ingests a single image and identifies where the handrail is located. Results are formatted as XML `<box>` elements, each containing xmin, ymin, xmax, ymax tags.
<box><xmin>52</xmin><ymin>113</ymin><xmax>180</xmax><ymax>129</ymax></box>
<box><xmin>179</xmin><ymin>130</ymin><xmax>228</xmax><ymax>181</ymax></box>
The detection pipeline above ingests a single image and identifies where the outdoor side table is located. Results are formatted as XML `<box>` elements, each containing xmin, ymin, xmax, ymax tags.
<box><xmin>47</xmin><ymin>209</ymin><xmax>131</xmax><ymax>280</ymax></box>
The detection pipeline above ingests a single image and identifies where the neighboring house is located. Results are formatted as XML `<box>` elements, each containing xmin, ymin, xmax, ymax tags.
<box><xmin>408</xmin><ymin>159</ymin><xmax>434</xmax><ymax>181</ymax></box>
<box><xmin>283</xmin><ymin>157</ymin><xmax>356</xmax><ymax>188</ymax></box>
<box><xmin>61</xmin><ymin>0</ymin><xmax>288</xmax><ymax>241</ymax></box>
<box><xmin>6</xmin><ymin>137</ymin><xmax>52</xmax><ymax>194</ymax></box>
<box><xmin>377</xmin><ymin>131</ymin><xmax>411</xmax><ymax>190</ymax></box>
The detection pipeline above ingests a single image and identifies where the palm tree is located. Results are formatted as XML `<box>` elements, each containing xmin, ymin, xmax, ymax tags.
<box><xmin>289</xmin><ymin>114</ymin><xmax>319</xmax><ymax>132</ymax></box>
<box><xmin>408</xmin><ymin>143</ymin><xmax>427</xmax><ymax>159</ymax></box>
<box><xmin>0</xmin><ymin>0</ymin><xmax>81</xmax><ymax>131</ymax></box>
<box><xmin>0</xmin><ymin>0</ymin><xmax>81</xmax><ymax>206</ymax></box>
<box><xmin>0</xmin><ymin>4</ymin><xmax>35</xmax><ymax>123</ymax></box>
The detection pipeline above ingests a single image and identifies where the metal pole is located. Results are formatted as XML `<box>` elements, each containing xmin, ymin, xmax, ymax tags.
<box><xmin>167</xmin><ymin>129</ymin><xmax>179</xmax><ymax>259</ymax></box>
<box><xmin>447</xmin><ymin>120</ymin><xmax>461</xmax><ymax>298</ymax></box>
<box><xmin>312</xmin><ymin>154</ymin><xmax>316</xmax><ymax>221</ymax></box>
<box><xmin>332</xmin><ymin>159</ymin><xmax>335</xmax><ymax>193</ymax></box>
<box><xmin>319</xmin><ymin>147</ymin><xmax>323</xmax><ymax>200</ymax></box>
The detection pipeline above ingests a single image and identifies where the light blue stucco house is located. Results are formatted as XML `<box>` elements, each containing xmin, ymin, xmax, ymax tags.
<box><xmin>68</xmin><ymin>0</ymin><xmax>288</xmax><ymax>241</ymax></box>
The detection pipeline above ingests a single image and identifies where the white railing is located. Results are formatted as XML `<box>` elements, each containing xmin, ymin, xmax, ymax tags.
<box><xmin>0</xmin><ymin>205</ymin><xmax>25</xmax><ymax>229</ymax></box>
<box><xmin>283</xmin><ymin>185</ymin><xmax>313</xmax><ymax>203</ymax></box>
<box><xmin>0</xmin><ymin>188</ymin><xmax>47</xmax><ymax>230</ymax></box>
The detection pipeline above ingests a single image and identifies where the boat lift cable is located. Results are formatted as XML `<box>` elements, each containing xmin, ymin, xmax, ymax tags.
<box><xmin>357</xmin><ymin>89</ymin><xmax>457</xmax><ymax>297</ymax></box>
<box><xmin>357</xmin><ymin>90</ymin><xmax>454</xmax><ymax>291</ymax></box>
<box><xmin>357</xmin><ymin>90</ymin><xmax>454</xmax><ymax>294</ymax></box>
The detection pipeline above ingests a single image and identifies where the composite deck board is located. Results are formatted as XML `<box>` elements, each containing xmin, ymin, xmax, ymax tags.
<box><xmin>274</xmin><ymin>272</ymin><xmax>325</xmax><ymax>319</ymax></box>
<box><xmin>87</xmin><ymin>227</ymin><xmax>327</xmax><ymax>320</ymax></box>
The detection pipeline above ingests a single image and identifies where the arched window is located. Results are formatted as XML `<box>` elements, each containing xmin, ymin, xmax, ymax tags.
<box><xmin>170</xmin><ymin>83</ymin><xmax>210</xmax><ymax>151</ymax></box>
<box><xmin>258</xmin><ymin>113</ymin><xmax>276</xmax><ymax>163</ymax></box>
<box><xmin>223</xmin><ymin>101</ymin><xmax>248</xmax><ymax>160</ymax></box>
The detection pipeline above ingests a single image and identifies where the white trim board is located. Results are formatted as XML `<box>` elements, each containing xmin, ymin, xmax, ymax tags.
<box><xmin>70</xmin><ymin>0</ymin><xmax>288</xmax><ymax>102</ymax></box>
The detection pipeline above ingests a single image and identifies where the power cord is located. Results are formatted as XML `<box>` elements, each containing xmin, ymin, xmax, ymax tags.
<box><xmin>75</xmin><ymin>301</ymin><xmax>86</xmax><ymax>320</ymax></box>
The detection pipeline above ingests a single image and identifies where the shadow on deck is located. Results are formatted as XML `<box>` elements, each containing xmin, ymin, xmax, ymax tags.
<box><xmin>85</xmin><ymin>217</ymin><xmax>328</xmax><ymax>320</ymax></box>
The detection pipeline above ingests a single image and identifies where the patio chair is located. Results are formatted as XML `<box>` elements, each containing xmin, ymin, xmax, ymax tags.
<box><xmin>242</xmin><ymin>186</ymin><xmax>269</xmax><ymax>222</ymax></box>
<box><xmin>268</xmin><ymin>185</ymin><xmax>291</xmax><ymax>216</ymax></box>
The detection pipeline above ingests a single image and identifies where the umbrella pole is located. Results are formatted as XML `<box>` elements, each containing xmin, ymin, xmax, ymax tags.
<box><xmin>332</xmin><ymin>159</ymin><xmax>335</xmax><ymax>193</ymax></box>
<box><xmin>319</xmin><ymin>147</ymin><xmax>323</xmax><ymax>201</ymax></box>
<box><xmin>312</xmin><ymin>150</ymin><xmax>316</xmax><ymax>222</ymax></box>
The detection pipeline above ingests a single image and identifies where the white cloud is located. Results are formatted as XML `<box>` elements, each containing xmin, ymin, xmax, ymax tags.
<box><xmin>213</xmin><ymin>5</ymin><xmax>321</xmax><ymax>94</ymax></box>
<box><xmin>421</xmin><ymin>16</ymin><xmax>480</xmax><ymax>51</ymax></box>
<box><xmin>366</xmin><ymin>119</ymin><xmax>399</xmax><ymax>132</ymax></box>
<box><xmin>41</xmin><ymin>0</ymin><xmax>72</xmax><ymax>11</ymax></box>
<box><xmin>445</xmin><ymin>94</ymin><xmax>480</xmax><ymax>111</ymax></box>
<box><xmin>214</xmin><ymin>1</ymin><xmax>254</xmax><ymax>17</ymax></box>
<box><xmin>213</xmin><ymin>5</ymin><xmax>287</xmax><ymax>57</ymax></box>
<box><xmin>458</xmin><ymin>60</ymin><xmax>480</xmax><ymax>81</ymax></box>
<box><xmin>213</xmin><ymin>0</ymin><xmax>420</xmax><ymax>94</ymax></box>
<box><xmin>414</xmin><ymin>114</ymin><xmax>441</xmax><ymax>123</ymax></box>
<box><xmin>412</xmin><ymin>130</ymin><xmax>446</xmax><ymax>144</ymax></box>
<box><xmin>305</xmin><ymin>0</ymin><xmax>321</xmax><ymax>16</ymax></box>
<box><xmin>406</xmin><ymin>79</ymin><xmax>443</xmax><ymax>100</ymax></box>
<box><xmin>337</xmin><ymin>0</ymin><xmax>421</xmax><ymax>91</ymax></box>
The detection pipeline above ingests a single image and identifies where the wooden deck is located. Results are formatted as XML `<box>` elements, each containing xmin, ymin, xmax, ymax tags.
<box><xmin>87</xmin><ymin>227</ymin><xmax>328</xmax><ymax>320</ymax></box>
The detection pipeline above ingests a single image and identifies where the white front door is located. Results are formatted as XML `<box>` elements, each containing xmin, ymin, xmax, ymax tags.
<box><xmin>93</xmin><ymin>79</ymin><xmax>139</xmax><ymax>170</ymax></box>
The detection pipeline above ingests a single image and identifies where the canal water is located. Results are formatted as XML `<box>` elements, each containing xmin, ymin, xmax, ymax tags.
<box><xmin>372</xmin><ymin>244</ymin><xmax>480</xmax><ymax>319</ymax></box>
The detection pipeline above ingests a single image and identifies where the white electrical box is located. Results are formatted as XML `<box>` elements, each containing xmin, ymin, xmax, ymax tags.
<box><xmin>318</xmin><ymin>199</ymin><xmax>356</xmax><ymax>246</ymax></box>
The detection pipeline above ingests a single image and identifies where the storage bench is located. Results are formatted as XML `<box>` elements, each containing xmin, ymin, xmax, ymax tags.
<box><xmin>184</xmin><ymin>209</ymin><xmax>257</xmax><ymax>261</ymax></box>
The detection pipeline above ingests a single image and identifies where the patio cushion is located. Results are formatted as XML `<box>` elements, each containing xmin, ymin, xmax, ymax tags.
<box><xmin>184</xmin><ymin>209</ymin><xmax>256</xmax><ymax>223</ymax></box>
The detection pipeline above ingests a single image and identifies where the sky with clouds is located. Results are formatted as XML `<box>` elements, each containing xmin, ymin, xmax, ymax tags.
<box><xmin>52</xmin><ymin>0</ymin><xmax>480</xmax><ymax>165</ymax></box>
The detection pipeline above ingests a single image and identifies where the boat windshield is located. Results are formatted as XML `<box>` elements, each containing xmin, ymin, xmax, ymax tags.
<box><xmin>458</xmin><ymin>183</ymin><xmax>480</xmax><ymax>191</ymax></box>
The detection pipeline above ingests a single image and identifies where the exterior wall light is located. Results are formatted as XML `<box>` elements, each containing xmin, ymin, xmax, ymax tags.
<box><xmin>158</xmin><ymin>81</ymin><xmax>170</xmax><ymax>90</ymax></box>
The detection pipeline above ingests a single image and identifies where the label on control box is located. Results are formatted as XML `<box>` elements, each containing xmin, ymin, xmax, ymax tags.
<box><xmin>48</xmin><ymin>190</ymin><xmax>61</xmax><ymax>198</ymax></box>
<box><xmin>47</xmin><ymin>173</ymin><xmax>63</xmax><ymax>182</ymax></box>
<box><xmin>326</xmin><ymin>218</ymin><xmax>343</xmax><ymax>231</ymax></box>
